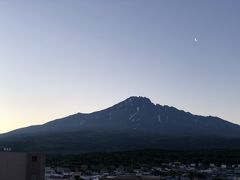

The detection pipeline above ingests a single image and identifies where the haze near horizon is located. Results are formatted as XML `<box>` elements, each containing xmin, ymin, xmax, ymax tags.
<box><xmin>0</xmin><ymin>0</ymin><xmax>239</xmax><ymax>133</ymax></box>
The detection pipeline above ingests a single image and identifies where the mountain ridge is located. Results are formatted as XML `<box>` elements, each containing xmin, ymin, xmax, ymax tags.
<box><xmin>1</xmin><ymin>96</ymin><xmax>240</xmax><ymax>153</ymax></box>
<box><xmin>2</xmin><ymin>96</ymin><xmax>240</xmax><ymax>136</ymax></box>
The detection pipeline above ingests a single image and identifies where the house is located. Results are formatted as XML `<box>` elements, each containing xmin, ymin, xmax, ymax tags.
<box><xmin>221</xmin><ymin>164</ymin><xmax>227</xmax><ymax>169</ymax></box>
<box><xmin>0</xmin><ymin>152</ymin><xmax>45</xmax><ymax>180</ymax></box>
<box><xmin>209</xmin><ymin>163</ymin><xmax>215</xmax><ymax>168</ymax></box>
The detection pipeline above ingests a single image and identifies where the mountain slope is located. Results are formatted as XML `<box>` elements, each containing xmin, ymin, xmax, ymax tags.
<box><xmin>1</xmin><ymin>96</ymin><xmax>240</xmax><ymax>153</ymax></box>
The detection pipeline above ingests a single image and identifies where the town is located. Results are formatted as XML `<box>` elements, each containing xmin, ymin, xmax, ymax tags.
<box><xmin>45</xmin><ymin>162</ymin><xmax>240</xmax><ymax>180</ymax></box>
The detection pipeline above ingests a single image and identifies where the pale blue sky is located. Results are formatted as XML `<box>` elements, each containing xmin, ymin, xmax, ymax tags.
<box><xmin>0</xmin><ymin>0</ymin><xmax>239</xmax><ymax>132</ymax></box>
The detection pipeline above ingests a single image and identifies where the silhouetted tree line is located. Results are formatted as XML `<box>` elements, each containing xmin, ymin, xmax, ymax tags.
<box><xmin>46</xmin><ymin>149</ymin><xmax>240</xmax><ymax>171</ymax></box>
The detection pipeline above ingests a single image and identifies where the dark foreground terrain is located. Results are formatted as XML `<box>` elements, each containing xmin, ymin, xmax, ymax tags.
<box><xmin>45</xmin><ymin>149</ymin><xmax>240</xmax><ymax>179</ymax></box>
<box><xmin>47</xmin><ymin>149</ymin><xmax>240</xmax><ymax>169</ymax></box>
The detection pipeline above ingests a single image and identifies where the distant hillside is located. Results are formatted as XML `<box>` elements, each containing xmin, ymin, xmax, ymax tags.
<box><xmin>1</xmin><ymin>96</ymin><xmax>240</xmax><ymax>153</ymax></box>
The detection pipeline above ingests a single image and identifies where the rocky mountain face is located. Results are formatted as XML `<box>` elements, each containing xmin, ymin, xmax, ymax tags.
<box><xmin>1</xmin><ymin>96</ymin><xmax>240</xmax><ymax>153</ymax></box>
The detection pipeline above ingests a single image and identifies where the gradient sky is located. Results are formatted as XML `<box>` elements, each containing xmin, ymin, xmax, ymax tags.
<box><xmin>0</xmin><ymin>0</ymin><xmax>239</xmax><ymax>133</ymax></box>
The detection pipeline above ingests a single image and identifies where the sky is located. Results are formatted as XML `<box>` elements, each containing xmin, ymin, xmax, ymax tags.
<box><xmin>0</xmin><ymin>0</ymin><xmax>239</xmax><ymax>133</ymax></box>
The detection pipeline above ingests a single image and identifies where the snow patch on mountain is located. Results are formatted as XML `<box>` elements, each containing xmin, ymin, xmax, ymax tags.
<box><xmin>157</xmin><ymin>115</ymin><xmax>161</xmax><ymax>123</ymax></box>
<box><xmin>129</xmin><ymin>112</ymin><xmax>138</xmax><ymax>121</ymax></box>
<box><xmin>129</xmin><ymin>107</ymin><xmax>140</xmax><ymax>122</ymax></box>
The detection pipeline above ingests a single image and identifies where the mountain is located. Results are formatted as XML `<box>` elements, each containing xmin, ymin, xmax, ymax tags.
<box><xmin>1</xmin><ymin>96</ymin><xmax>240</xmax><ymax>153</ymax></box>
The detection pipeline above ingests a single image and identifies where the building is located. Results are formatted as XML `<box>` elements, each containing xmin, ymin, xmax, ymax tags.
<box><xmin>0</xmin><ymin>152</ymin><xmax>45</xmax><ymax>180</ymax></box>
<box><xmin>100</xmin><ymin>176</ymin><xmax>161</xmax><ymax>180</ymax></box>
